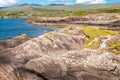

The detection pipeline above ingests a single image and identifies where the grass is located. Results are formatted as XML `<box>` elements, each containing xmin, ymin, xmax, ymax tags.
<box><xmin>36</xmin><ymin>8</ymin><xmax>120</xmax><ymax>17</ymax></box>
<box><xmin>82</xmin><ymin>26</ymin><xmax>119</xmax><ymax>44</ymax></box>
<box><xmin>86</xmin><ymin>39</ymin><xmax>101</xmax><ymax>49</ymax></box>
<box><xmin>105</xmin><ymin>40</ymin><xmax>120</xmax><ymax>54</ymax></box>
<box><xmin>64</xmin><ymin>30</ymin><xmax>70</xmax><ymax>34</ymax></box>
<box><xmin>0</xmin><ymin>8</ymin><xmax>120</xmax><ymax>18</ymax></box>
<box><xmin>82</xmin><ymin>27</ymin><xmax>120</xmax><ymax>54</ymax></box>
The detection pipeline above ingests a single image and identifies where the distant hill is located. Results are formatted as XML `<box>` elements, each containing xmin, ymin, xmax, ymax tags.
<box><xmin>0</xmin><ymin>3</ymin><xmax>120</xmax><ymax>13</ymax></box>
<box><xmin>48</xmin><ymin>4</ymin><xmax>65</xmax><ymax>6</ymax></box>
<box><xmin>0</xmin><ymin>7</ymin><xmax>4</xmax><ymax>9</ymax></box>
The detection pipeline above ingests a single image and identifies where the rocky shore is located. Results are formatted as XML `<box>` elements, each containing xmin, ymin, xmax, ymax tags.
<box><xmin>0</xmin><ymin>34</ymin><xmax>31</xmax><ymax>50</ymax></box>
<box><xmin>0</xmin><ymin>26</ymin><xmax>120</xmax><ymax>80</ymax></box>
<box><xmin>28</xmin><ymin>13</ymin><xmax>120</xmax><ymax>33</ymax></box>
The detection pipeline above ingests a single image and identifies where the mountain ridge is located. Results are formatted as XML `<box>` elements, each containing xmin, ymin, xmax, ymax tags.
<box><xmin>0</xmin><ymin>3</ymin><xmax>120</xmax><ymax>12</ymax></box>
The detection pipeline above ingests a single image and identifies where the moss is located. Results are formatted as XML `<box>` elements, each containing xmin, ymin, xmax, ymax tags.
<box><xmin>64</xmin><ymin>30</ymin><xmax>69</xmax><ymax>34</ymax></box>
<box><xmin>81</xmin><ymin>27</ymin><xmax>119</xmax><ymax>44</ymax></box>
<box><xmin>105</xmin><ymin>40</ymin><xmax>120</xmax><ymax>54</ymax></box>
<box><xmin>86</xmin><ymin>40</ymin><xmax>100</xmax><ymax>49</ymax></box>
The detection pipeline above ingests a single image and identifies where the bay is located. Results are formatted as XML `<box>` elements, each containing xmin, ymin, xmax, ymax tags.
<box><xmin>0</xmin><ymin>18</ymin><xmax>59</xmax><ymax>39</ymax></box>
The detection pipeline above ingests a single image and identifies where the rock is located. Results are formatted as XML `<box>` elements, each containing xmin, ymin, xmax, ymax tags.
<box><xmin>28</xmin><ymin>13</ymin><xmax>120</xmax><ymax>33</ymax></box>
<box><xmin>0</xmin><ymin>27</ymin><xmax>88</xmax><ymax>80</ymax></box>
<box><xmin>10</xmin><ymin>27</ymin><xmax>88</xmax><ymax>67</ymax></box>
<box><xmin>0</xmin><ymin>34</ymin><xmax>31</xmax><ymax>50</ymax></box>
<box><xmin>74</xmin><ymin>13</ymin><xmax>120</xmax><ymax>30</ymax></box>
<box><xmin>13</xmin><ymin>68</ymin><xmax>44</xmax><ymax>80</ymax></box>
<box><xmin>25</xmin><ymin>49</ymin><xmax>120</xmax><ymax>80</ymax></box>
<box><xmin>0</xmin><ymin>44</ymin><xmax>4</xmax><ymax>51</ymax></box>
<box><xmin>83</xmin><ymin>13</ymin><xmax>120</xmax><ymax>24</ymax></box>
<box><xmin>0</xmin><ymin>27</ymin><xmax>120</xmax><ymax>80</ymax></box>
<box><xmin>24</xmin><ymin>73</ymin><xmax>44</xmax><ymax>80</ymax></box>
<box><xmin>88</xmin><ymin>36</ymin><xmax>120</xmax><ymax>54</ymax></box>
<box><xmin>0</xmin><ymin>64</ymin><xmax>17</xmax><ymax>80</ymax></box>
<box><xmin>76</xmin><ymin>72</ymin><xmax>109</xmax><ymax>80</ymax></box>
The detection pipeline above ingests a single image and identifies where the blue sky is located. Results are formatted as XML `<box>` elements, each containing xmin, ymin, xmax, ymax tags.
<box><xmin>106</xmin><ymin>0</ymin><xmax>120</xmax><ymax>3</ymax></box>
<box><xmin>18</xmin><ymin>0</ymin><xmax>76</xmax><ymax>5</ymax></box>
<box><xmin>0</xmin><ymin>0</ymin><xmax>120</xmax><ymax>7</ymax></box>
<box><xmin>17</xmin><ymin>0</ymin><xmax>120</xmax><ymax>5</ymax></box>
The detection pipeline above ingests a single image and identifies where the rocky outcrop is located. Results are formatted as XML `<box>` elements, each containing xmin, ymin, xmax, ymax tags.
<box><xmin>29</xmin><ymin>13</ymin><xmax>120</xmax><ymax>25</ymax></box>
<box><xmin>88</xmin><ymin>36</ymin><xmax>120</xmax><ymax>54</ymax></box>
<box><xmin>0</xmin><ymin>34</ymin><xmax>31</xmax><ymax>50</ymax></box>
<box><xmin>0</xmin><ymin>27</ymin><xmax>88</xmax><ymax>80</ymax></box>
<box><xmin>0</xmin><ymin>34</ymin><xmax>32</xmax><ymax>80</ymax></box>
<box><xmin>0</xmin><ymin>27</ymin><xmax>120</xmax><ymax>80</ymax></box>
<box><xmin>10</xmin><ymin>27</ymin><xmax>88</xmax><ymax>68</ymax></box>
<box><xmin>28</xmin><ymin>13</ymin><xmax>120</xmax><ymax>33</ymax></box>
<box><xmin>80</xmin><ymin>13</ymin><xmax>120</xmax><ymax>24</ymax></box>
<box><xmin>25</xmin><ymin>49</ymin><xmax>120</xmax><ymax>80</ymax></box>
<box><xmin>1</xmin><ymin>49</ymin><xmax>120</xmax><ymax>80</ymax></box>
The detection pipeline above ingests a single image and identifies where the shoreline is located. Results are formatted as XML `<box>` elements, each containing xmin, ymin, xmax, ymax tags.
<box><xmin>27</xmin><ymin>14</ymin><xmax>120</xmax><ymax>33</ymax></box>
<box><xmin>27</xmin><ymin>20</ymin><xmax>79</xmax><ymax>28</ymax></box>
<box><xmin>0</xmin><ymin>18</ymin><xmax>62</xmax><ymax>40</ymax></box>
<box><xmin>1</xmin><ymin>17</ymin><xmax>120</xmax><ymax>80</ymax></box>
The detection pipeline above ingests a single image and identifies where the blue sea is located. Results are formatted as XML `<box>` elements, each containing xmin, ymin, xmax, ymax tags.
<box><xmin>0</xmin><ymin>19</ymin><xmax>59</xmax><ymax>40</ymax></box>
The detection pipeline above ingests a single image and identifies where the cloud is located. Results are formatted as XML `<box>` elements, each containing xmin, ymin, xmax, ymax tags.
<box><xmin>39</xmin><ymin>0</ymin><xmax>75</xmax><ymax>5</ymax></box>
<box><xmin>0</xmin><ymin>0</ymin><xmax>18</xmax><ymax>6</ymax></box>
<box><xmin>76</xmin><ymin>0</ymin><xmax>106</xmax><ymax>4</ymax></box>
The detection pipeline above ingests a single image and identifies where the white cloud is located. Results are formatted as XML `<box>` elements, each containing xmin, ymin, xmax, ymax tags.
<box><xmin>43</xmin><ymin>0</ymin><xmax>74</xmax><ymax>5</ymax></box>
<box><xmin>76</xmin><ymin>0</ymin><xmax>106</xmax><ymax>4</ymax></box>
<box><xmin>0</xmin><ymin>0</ymin><xmax>18</xmax><ymax>6</ymax></box>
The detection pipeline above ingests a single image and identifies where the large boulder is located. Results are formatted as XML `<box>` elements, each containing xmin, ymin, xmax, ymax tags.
<box><xmin>0</xmin><ymin>34</ymin><xmax>31</xmax><ymax>50</ymax></box>
<box><xmin>0</xmin><ymin>64</ymin><xmax>17</xmax><ymax>80</ymax></box>
<box><xmin>25</xmin><ymin>49</ymin><xmax>120</xmax><ymax>80</ymax></box>
<box><xmin>0</xmin><ymin>27</ymin><xmax>88</xmax><ymax>80</ymax></box>
<box><xmin>0</xmin><ymin>27</ymin><xmax>119</xmax><ymax>80</ymax></box>
<box><xmin>10</xmin><ymin>27</ymin><xmax>88</xmax><ymax>67</ymax></box>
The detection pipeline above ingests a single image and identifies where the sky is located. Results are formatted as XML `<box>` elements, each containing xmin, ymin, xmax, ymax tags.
<box><xmin>0</xmin><ymin>0</ymin><xmax>120</xmax><ymax>7</ymax></box>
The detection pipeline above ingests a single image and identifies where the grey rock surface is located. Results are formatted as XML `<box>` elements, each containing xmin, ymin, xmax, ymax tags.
<box><xmin>0</xmin><ymin>27</ymin><xmax>88</xmax><ymax>80</ymax></box>
<box><xmin>0</xmin><ymin>34</ymin><xmax>31</xmax><ymax>50</ymax></box>
<box><xmin>25</xmin><ymin>49</ymin><xmax>120</xmax><ymax>80</ymax></box>
<box><xmin>0</xmin><ymin>27</ymin><xmax>120</xmax><ymax>80</ymax></box>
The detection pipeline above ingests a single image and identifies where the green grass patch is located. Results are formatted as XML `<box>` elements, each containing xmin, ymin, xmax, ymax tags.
<box><xmin>63</xmin><ymin>30</ymin><xmax>70</xmax><ymax>34</ymax></box>
<box><xmin>1</xmin><ymin>8</ymin><xmax>120</xmax><ymax>18</ymax></box>
<box><xmin>86</xmin><ymin>39</ymin><xmax>101</xmax><ymax>49</ymax></box>
<box><xmin>105</xmin><ymin>40</ymin><xmax>120</xmax><ymax>54</ymax></box>
<box><xmin>82</xmin><ymin>27</ymin><xmax>119</xmax><ymax>44</ymax></box>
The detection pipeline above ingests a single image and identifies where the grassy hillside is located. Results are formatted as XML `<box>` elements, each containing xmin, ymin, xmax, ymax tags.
<box><xmin>0</xmin><ymin>3</ymin><xmax>120</xmax><ymax>18</ymax></box>
<box><xmin>0</xmin><ymin>3</ymin><xmax>120</xmax><ymax>13</ymax></box>
<box><xmin>0</xmin><ymin>8</ymin><xmax>120</xmax><ymax>18</ymax></box>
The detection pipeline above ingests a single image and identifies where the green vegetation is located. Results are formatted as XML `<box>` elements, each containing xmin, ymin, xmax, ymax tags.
<box><xmin>82</xmin><ymin>27</ymin><xmax>120</xmax><ymax>54</ymax></box>
<box><xmin>0</xmin><ymin>3</ymin><xmax>120</xmax><ymax>13</ymax></box>
<box><xmin>0</xmin><ymin>8</ymin><xmax>120</xmax><ymax>18</ymax></box>
<box><xmin>64</xmin><ymin>30</ymin><xmax>69</xmax><ymax>34</ymax></box>
<box><xmin>0</xmin><ymin>4</ymin><xmax>120</xmax><ymax>54</ymax></box>
<box><xmin>86</xmin><ymin>40</ymin><xmax>101</xmax><ymax>49</ymax></box>
<box><xmin>0</xmin><ymin>3</ymin><xmax>120</xmax><ymax>18</ymax></box>
<box><xmin>82</xmin><ymin>27</ymin><xmax>119</xmax><ymax>44</ymax></box>
<box><xmin>106</xmin><ymin>40</ymin><xmax>120</xmax><ymax>54</ymax></box>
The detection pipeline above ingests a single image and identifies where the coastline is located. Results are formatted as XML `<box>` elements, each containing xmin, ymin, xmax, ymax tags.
<box><xmin>0</xmin><ymin>16</ymin><xmax>120</xmax><ymax>80</ymax></box>
<box><xmin>27</xmin><ymin>13</ymin><xmax>120</xmax><ymax>33</ymax></box>
<box><xmin>27</xmin><ymin>19</ymin><xmax>79</xmax><ymax>28</ymax></box>
<box><xmin>0</xmin><ymin>24</ymin><xmax>120</xmax><ymax>80</ymax></box>
<box><xmin>0</xmin><ymin>18</ymin><xmax>61</xmax><ymax>40</ymax></box>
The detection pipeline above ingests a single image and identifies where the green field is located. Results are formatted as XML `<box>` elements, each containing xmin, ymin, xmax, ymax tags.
<box><xmin>0</xmin><ymin>3</ymin><xmax>120</xmax><ymax>18</ymax></box>
<box><xmin>0</xmin><ymin>3</ymin><xmax>120</xmax><ymax>12</ymax></box>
